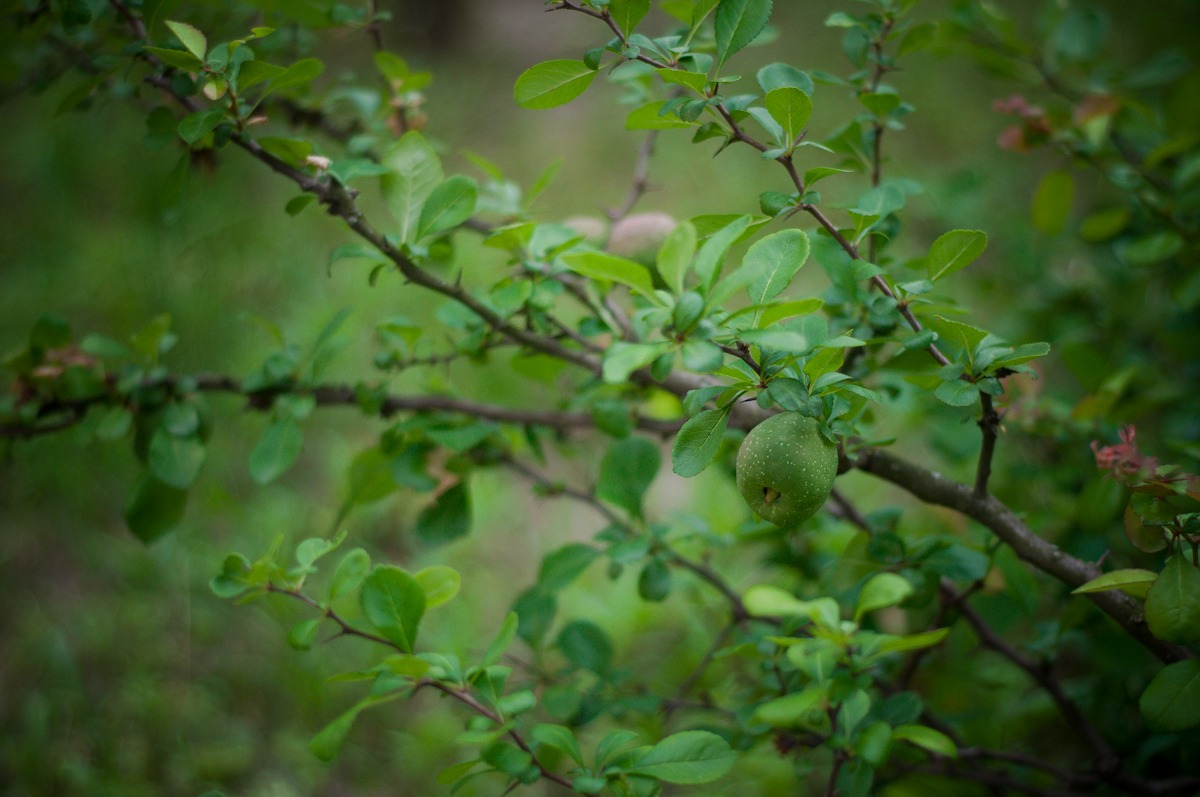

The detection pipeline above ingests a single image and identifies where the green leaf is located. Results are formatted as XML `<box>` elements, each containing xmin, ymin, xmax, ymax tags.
<box><xmin>237</xmin><ymin>59</ymin><xmax>285</xmax><ymax>91</ymax></box>
<box><xmin>927</xmin><ymin>230</ymin><xmax>988</xmax><ymax>282</ymax></box>
<box><xmin>417</xmin><ymin>175</ymin><xmax>478</xmax><ymax>240</ymax></box>
<box><xmin>602</xmin><ymin>341</ymin><xmax>672</xmax><ymax>384</ymax></box>
<box><xmin>178</xmin><ymin>109</ymin><xmax>224</xmax><ymax>145</ymax></box>
<box><xmin>415</xmin><ymin>482</ymin><xmax>472</xmax><ymax>545</ymax></box>
<box><xmin>627</xmin><ymin>730</ymin><xmax>736</xmax><ymax>784</ymax></box>
<box><xmin>262</xmin><ymin>57</ymin><xmax>325</xmax><ymax>97</ymax></box>
<box><xmin>415</xmin><ymin>565</ymin><xmax>461</xmax><ymax>608</ymax></box>
<box><xmin>714</xmin><ymin>0</ymin><xmax>774</xmax><ymax>69</ymax></box>
<box><xmin>764</xmin><ymin>87</ymin><xmax>812</xmax><ymax>143</ymax></box>
<box><xmin>854</xmin><ymin>572</ymin><xmax>913</xmax><ymax>621</ymax></box>
<box><xmin>609</xmin><ymin>0</ymin><xmax>651</xmax><ymax>35</ymax></box>
<box><xmin>734</xmin><ymin>228</ymin><xmax>810</xmax><ymax>304</ymax></box>
<box><xmin>694</xmin><ymin>215</ymin><xmax>753</xmax><ymax>291</ymax></box>
<box><xmin>360</xmin><ymin>565</ymin><xmax>426</xmax><ymax>652</ymax></box>
<box><xmin>536</xmin><ymin>546</ymin><xmax>597</xmax><ymax>594</ymax></box>
<box><xmin>873</xmin><ymin>628</ymin><xmax>951</xmax><ymax>655</ymax></box>
<box><xmin>556</xmin><ymin>620</ymin><xmax>613</xmax><ymax>674</ymax></box>
<box><xmin>329</xmin><ymin>548</ymin><xmax>371</xmax><ymax>601</ymax></box>
<box><xmin>165</xmin><ymin>20</ymin><xmax>207</xmax><ymax>60</ymax></box>
<box><xmin>148</xmin><ymin>428</ymin><xmax>206</xmax><ymax>488</ymax></box>
<box><xmin>1072</xmin><ymin>568</ymin><xmax>1159</xmax><ymax>598</ymax></box>
<box><xmin>597</xmin><ymin>436</ymin><xmax>661</xmax><ymax>516</ymax></box>
<box><xmin>1031</xmin><ymin>169</ymin><xmax>1074</xmax><ymax>235</ymax></box>
<box><xmin>671</xmin><ymin>406</ymin><xmax>730</xmax><ymax>477</ymax></box>
<box><xmin>934</xmin><ymin>379</ymin><xmax>978</xmax><ymax>407</ymax></box>
<box><xmin>659</xmin><ymin>69</ymin><xmax>709</xmax><ymax>93</ymax></box>
<box><xmin>892</xmin><ymin>724</ymin><xmax>957</xmax><ymax>758</ymax></box>
<box><xmin>1144</xmin><ymin>555</ymin><xmax>1200</xmax><ymax>643</ymax></box>
<box><xmin>248</xmin><ymin>417</ymin><xmax>303</xmax><ymax>484</ymax></box>
<box><xmin>753</xmin><ymin>685</ymin><xmax>826</xmax><ymax>727</ymax></box>
<box><xmin>514</xmin><ymin>60</ymin><xmax>597</xmax><ymax>109</ymax></box>
<box><xmin>309</xmin><ymin>694</ymin><xmax>396</xmax><ymax>761</ymax></box>
<box><xmin>757</xmin><ymin>63</ymin><xmax>813</xmax><ymax>94</ymax></box>
<box><xmin>381</xmin><ymin>131</ymin><xmax>444</xmax><ymax>244</ymax></box>
<box><xmin>638</xmin><ymin>558</ymin><xmax>672</xmax><ymax>602</ymax></box>
<box><xmin>929</xmin><ymin>316</ymin><xmax>989</xmax><ymax>353</ymax></box>
<box><xmin>481</xmin><ymin>611</ymin><xmax>519</xmax><ymax>668</ymax></box>
<box><xmin>288</xmin><ymin>617</ymin><xmax>323</xmax><ymax>651</ymax></box>
<box><xmin>532</xmin><ymin>724</ymin><xmax>585</xmax><ymax>767</ymax></box>
<box><xmin>657</xmin><ymin>221</ymin><xmax>697</xmax><ymax>294</ymax></box>
<box><xmin>124</xmin><ymin>472</ymin><xmax>188</xmax><ymax>543</ymax></box>
<box><xmin>626</xmin><ymin>101</ymin><xmax>697</xmax><ymax>130</ymax></box>
<box><xmin>143</xmin><ymin>47</ymin><xmax>204</xmax><ymax>72</ymax></box>
<box><xmin>1139</xmin><ymin>660</ymin><xmax>1200</xmax><ymax>732</ymax></box>
<box><xmin>561</xmin><ymin>251</ymin><xmax>661</xmax><ymax>303</ymax></box>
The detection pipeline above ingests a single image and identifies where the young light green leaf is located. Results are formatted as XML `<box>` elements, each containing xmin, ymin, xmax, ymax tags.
<box><xmin>626</xmin><ymin>102</ymin><xmax>697</xmax><ymax>130</ymax></box>
<box><xmin>329</xmin><ymin>548</ymin><xmax>371</xmax><ymax>601</ymax></box>
<box><xmin>694</xmin><ymin>215</ymin><xmax>753</xmax><ymax>291</ymax></box>
<box><xmin>414</xmin><ymin>565</ymin><xmax>461</xmax><ymax>608</ymax></box>
<box><xmin>481</xmin><ymin>611</ymin><xmax>519</xmax><ymax>668</ymax></box>
<box><xmin>561</xmin><ymin>251</ymin><xmax>661</xmax><ymax>303</ymax></box>
<box><xmin>927</xmin><ymin>229</ymin><xmax>988</xmax><ymax>282</ymax></box>
<box><xmin>165</xmin><ymin>20</ymin><xmax>207</xmax><ymax>60</ymax></box>
<box><xmin>1031</xmin><ymin>169</ymin><xmax>1074</xmax><ymax>235</ymax></box>
<box><xmin>514</xmin><ymin>60</ymin><xmax>597</xmax><ymax>109</ymax></box>
<box><xmin>892</xmin><ymin>725</ymin><xmax>957</xmax><ymax>758</ymax></box>
<box><xmin>1072</xmin><ymin>568</ymin><xmax>1158</xmax><ymax>598</ymax></box>
<box><xmin>737</xmin><ymin>228</ymin><xmax>810</xmax><ymax>304</ymax></box>
<box><xmin>764</xmin><ymin>87</ymin><xmax>812</xmax><ymax>143</ymax></box>
<box><xmin>144</xmin><ymin>47</ymin><xmax>205</xmax><ymax>71</ymax></box>
<box><xmin>309</xmin><ymin>694</ymin><xmax>397</xmax><ymax>761</ymax></box>
<box><xmin>1144</xmin><ymin>555</ymin><xmax>1200</xmax><ymax>643</ymax></box>
<box><xmin>381</xmin><ymin>131</ymin><xmax>444</xmax><ymax>244</ymax></box>
<box><xmin>1139</xmin><ymin>659</ymin><xmax>1200</xmax><ymax>732</ymax></box>
<box><xmin>671</xmin><ymin>406</ymin><xmax>730</xmax><ymax>477</ymax></box>
<box><xmin>657</xmin><ymin>221</ymin><xmax>697</xmax><ymax>294</ymax></box>
<box><xmin>627</xmin><ymin>730</ymin><xmax>737</xmax><ymax>784</ymax></box>
<box><xmin>855</xmin><ymin>572</ymin><xmax>913</xmax><ymax>621</ymax></box>
<box><xmin>248</xmin><ymin>417</ymin><xmax>303</xmax><ymax>484</ymax></box>
<box><xmin>714</xmin><ymin>0</ymin><xmax>774</xmax><ymax>69</ymax></box>
<box><xmin>659</xmin><ymin>69</ymin><xmax>709</xmax><ymax>93</ymax></box>
<box><xmin>753</xmin><ymin>686</ymin><xmax>826</xmax><ymax>727</ymax></box>
<box><xmin>361</xmin><ymin>565</ymin><xmax>426</xmax><ymax>652</ymax></box>
<box><xmin>602</xmin><ymin>341</ymin><xmax>672</xmax><ymax>384</ymax></box>
<box><xmin>417</xmin><ymin>175</ymin><xmax>477</xmax><ymax>240</ymax></box>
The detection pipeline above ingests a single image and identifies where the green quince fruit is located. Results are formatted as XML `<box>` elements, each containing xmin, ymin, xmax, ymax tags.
<box><xmin>736</xmin><ymin>413</ymin><xmax>838</xmax><ymax>527</ymax></box>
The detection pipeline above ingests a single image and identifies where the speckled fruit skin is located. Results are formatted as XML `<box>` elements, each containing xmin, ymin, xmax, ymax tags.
<box><xmin>736</xmin><ymin>413</ymin><xmax>838</xmax><ymax>527</ymax></box>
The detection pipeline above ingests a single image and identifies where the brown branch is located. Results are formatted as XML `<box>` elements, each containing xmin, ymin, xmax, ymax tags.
<box><xmin>974</xmin><ymin>391</ymin><xmax>1000</xmax><ymax>496</ymax></box>
<box><xmin>853</xmin><ymin>445</ymin><xmax>1195</xmax><ymax>664</ymax></box>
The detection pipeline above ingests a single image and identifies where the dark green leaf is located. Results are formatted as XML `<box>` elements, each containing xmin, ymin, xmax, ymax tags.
<box><xmin>638</xmin><ymin>559</ymin><xmax>672</xmax><ymax>602</ymax></box>
<box><xmin>1031</xmin><ymin>169</ymin><xmax>1074</xmax><ymax>235</ymax></box>
<box><xmin>1139</xmin><ymin>660</ymin><xmax>1200</xmax><ymax>731</ymax></box>
<box><xmin>124</xmin><ymin>472</ymin><xmax>188</xmax><ymax>543</ymax></box>
<box><xmin>556</xmin><ymin>620</ymin><xmax>613</xmax><ymax>674</ymax></box>
<box><xmin>415</xmin><ymin>482</ymin><xmax>472</xmax><ymax>545</ymax></box>
<box><xmin>1144</xmin><ymin>555</ymin><xmax>1200</xmax><ymax>643</ymax></box>
<box><xmin>177</xmin><ymin>109</ymin><xmax>224</xmax><ymax>145</ymax></box>
<box><xmin>263</xmin><ymin>57</ymin><xmax>325</xmax><ymax>97</ymax></box>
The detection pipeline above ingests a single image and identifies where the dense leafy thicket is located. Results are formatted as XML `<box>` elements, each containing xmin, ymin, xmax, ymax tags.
<box><xmin>2</xmin><ymin>1</ymin><xmax>1198</xmax><ymax>795</ymax></box>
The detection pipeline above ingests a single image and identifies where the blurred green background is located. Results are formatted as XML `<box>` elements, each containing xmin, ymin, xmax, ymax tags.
<box><xmin>2</xmin><ymin>1</ymin><xmax>1198</xmax><ymax>795</ymax></box>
